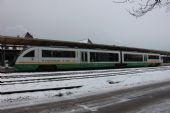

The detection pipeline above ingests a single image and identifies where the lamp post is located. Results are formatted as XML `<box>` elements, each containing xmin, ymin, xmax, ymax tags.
<box><xmin>2</xmin><ymin>43</ymin><xmax>6</xmax><ymax>67</ymax></box>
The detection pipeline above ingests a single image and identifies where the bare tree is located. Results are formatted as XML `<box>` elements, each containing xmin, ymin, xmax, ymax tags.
<box><xmin>113</xmin><ymin>0</ymin><xmax>170</xmax><ymax>17</ymax></box>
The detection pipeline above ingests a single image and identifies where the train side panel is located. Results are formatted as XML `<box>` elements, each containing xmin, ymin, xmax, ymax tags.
<box><xmin>15</xmin><ymin>47</ymin><xmax>121</xmax><ymax>71</ymax></box>
<box><xmin>122</xmin><ymin>52</ymin><xmax>161</xmax><ymax>67</ymax></box>
<box><xmin>15</xmin><ymin>47</ymin><xmax>39</xmax><ymax>71</ymax></box>
<box><xmin>146</xmin><ymin>54</ymin><xmax>161</xmax><ymax>66</ymax></box>
<box><xmin>15</xmin><ymin>47</ymin><xmax>162</xmax><ymax>71</ymax></box>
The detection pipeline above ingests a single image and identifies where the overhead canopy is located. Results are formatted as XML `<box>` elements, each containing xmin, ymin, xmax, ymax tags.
<box><xmin>0</xmin><ymin>35</ymin><xmax>170</xmax><ymax>55</ymax></box>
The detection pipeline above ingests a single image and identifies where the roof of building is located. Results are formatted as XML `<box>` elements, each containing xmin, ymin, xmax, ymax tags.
<box><xmin>0</xmin><ymin>35</ymin><xmax>170</xmax><ymax>55</ymax></box>
<box><xmin>78</xmin><ymin>39</ymin><xmax>93</xmax><ymax>44</ymax></box>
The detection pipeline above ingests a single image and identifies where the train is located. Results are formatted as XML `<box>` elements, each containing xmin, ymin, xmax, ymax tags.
<box><xmin>15</xmin><ymin>47</ymin><xmax>163</xmax><ymax>71</ymax></box>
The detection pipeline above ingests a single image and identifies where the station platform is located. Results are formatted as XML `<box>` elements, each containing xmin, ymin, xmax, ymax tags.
<box><xmin>0</xmin><ymin>66</ymin><xmax>15</xmax><ymax>73</ymax></box>
<box><xmin>161</xmin><ymin>63</ymin><xmax>170</xmax><ymax>66</ymax></box>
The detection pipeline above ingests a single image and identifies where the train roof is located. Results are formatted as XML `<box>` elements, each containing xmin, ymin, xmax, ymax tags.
<box><xmin>0</xmin><ymin>35</ymin><xmax>170</xmax><ymax>55</ymax></box>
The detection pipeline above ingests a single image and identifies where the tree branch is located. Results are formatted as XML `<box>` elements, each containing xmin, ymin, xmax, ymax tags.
<box><xmin>113</xmin><ymin>0</ymin><xmax>170</xmax><ymax>17</ymax></box>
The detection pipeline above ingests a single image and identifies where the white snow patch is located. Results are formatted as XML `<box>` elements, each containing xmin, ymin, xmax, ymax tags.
<box><xmin>1</xmin><ymin>67</ymin><xmax>170</xmax><ymax>109</ymax></box>
<box><xmin>77</xmin><ymin>104</ymin><xmax>98</xmax><ymax>112</ymax></box>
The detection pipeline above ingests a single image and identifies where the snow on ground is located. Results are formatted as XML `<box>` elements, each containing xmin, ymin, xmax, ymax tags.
<box><xmin>1</xmin><ymin>67</ymin><xmax>170</xmax><ymax>109</ymax></box>
<box><xmin>1</xmin><ymin>70</ymin><xmax>130</xmax><ymax>83</ymax></box>
<box><xmin>1</xmin><ymin>68</ymin><xmax>127</xmax><ymax>76</ymax></box>
<box><xmin>128</xmin><ymin>98</ymin><xmax>170</xmax><ymax>113</ymax></box>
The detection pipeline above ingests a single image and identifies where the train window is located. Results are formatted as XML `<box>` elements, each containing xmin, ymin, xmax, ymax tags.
<box><xmin>42</xmin><ymin>50</ymin><xmax>52</xmax><ymax>57</ymax></box>
<box><xmin>85</xmin><ymin>52</ymin><xmax>87</xmax><ymax>61</ymax></box>
<box><xmin>124</xmin><ymin>54</ymin><xmax>143</xmax><ymax>62</ymax></box>
<box><xmin>42</xmin><ymin>50</ymin><xmax>75</xmax><ymax>58</ymax></box>
<box><xmin>162</xmin><ymin>56</ymin><xmax>170</xmax><ymax>63</ymax></box>
<box><xmin>23</xmin><ymin>50</ymin><xmax>35</xmax><ymax>57</ymax></box>
<box><xmin>90</xmin><ymin>52</ymin><xmax>119</xmax><ymax>62</ymax></box>
<box><xmin>148</xmin><ymin>55</ymin><xmax>159</xmax><ymax>59</ymax></box>
<box><xmin>81</xmin><ymin>52</ymin><xmax>88</xmax><ymax>62</ymax></box>
<box><xmin>144</xmin><ymin>55</ymin><xmax>147</xmax><ymax>61</ymax></box>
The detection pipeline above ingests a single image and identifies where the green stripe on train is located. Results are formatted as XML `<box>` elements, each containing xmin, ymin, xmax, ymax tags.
<box><xmin>15</xmin><ymin>63</ymin><xmax>118</xmax><ymax>71</ymax></box>
<box><xmin>125</xmin><ymin>62</ymin><xmax>160</xmax><ymax>67</ymax></box>
<box><xmin>15</xmin><ymin>64</ymin><xmax>39</xmax><ymax>71</ymax></box>
<box><xmin>15</xmin><ymin>62</ymin><xmax>160</xmax><ymax>71</ymax></box>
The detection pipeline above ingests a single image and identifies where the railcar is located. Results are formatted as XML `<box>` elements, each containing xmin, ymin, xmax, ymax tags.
<box><xmin>15</xmin><ymin>47</ymin><xmax>120</xmax><ymax>71</ymax></box>
<box><xmin>161</xmin><ymin>55</ymin><xmax>170</xmax><ymax>63</ymax></box>
<box><xmin>122</xmin><ymin>51</ymin><xmax>161</xmax><ymax>67</ymax></box>
<box><xmin>15</xmin><ymin>47</ymin><xmax>162</xmax><ymax>71</ymax></box>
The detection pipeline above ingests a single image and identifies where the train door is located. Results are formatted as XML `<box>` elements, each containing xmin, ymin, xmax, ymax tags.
<box><xmin>81</xmin><ymin>51</ymin><xmax>88</xmax><ymax>63</ymax></box>
<box><xmin>30</xmin><ymin>48</ymin><xmax>39</xmax><ymax>62</ymax></box>
<box><xmin>37</xmin><ymin>48</ymin><xmax>40</xmax><ymax>62</ymax></box>
<box><xmin>144</xmin><ymin>54</ymin><xmax>147</xmax><ymax>62</ymax></box>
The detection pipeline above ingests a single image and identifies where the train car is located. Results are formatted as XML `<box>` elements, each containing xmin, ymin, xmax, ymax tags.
<box><xmin>15</xmin><ymin>47</ymin><xmax>120</xmax><ymax>71</ymax></box>
<box><xmin>15</xmin><ymin>47</ymin><xmax>162</xmax><ymax>71</ymax></box>
<box><xmin>161</xmin><ymin>55</ymin><xmax>170</xmax><ymax>63</ymax></box>
<box><xmin>122</xmin><ymin>52</ymin><xmax>161</xmax><ymax>67</ymax></box>
<box><xmin>147</xmin><ymin>54</ymin><xmax>161</xmax><ymax>66</ymax></box>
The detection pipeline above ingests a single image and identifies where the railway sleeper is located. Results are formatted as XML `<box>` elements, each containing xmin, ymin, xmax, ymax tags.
<box><xmin>0</xmin><ymin>85</ymin><xmax>83</xmax><ymax>95</ymax></box>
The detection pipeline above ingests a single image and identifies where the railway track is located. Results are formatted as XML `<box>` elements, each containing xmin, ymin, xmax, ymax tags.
<box><xmin>2</xmin><ymin>80</ymin><xmax>170</xmax><ymax>113</ymax></box>
<box><xmin>1</xmin><ymin>66</ymin><xmax>169</xmax><ymax>79</ymax></box>
<box><xmin>1</xmin><ymin>66</ymin><xmax>170</xmax><ymax>85</ymax></box>
<box><xmin>0</xmin><ymin>85</ymin><xmax>83</xmax><ymax>95</ymax></box>
<box><xmin>1</xmin><ymin>66</ymin><xmax>170</xmax><ymax>100</ymax></box>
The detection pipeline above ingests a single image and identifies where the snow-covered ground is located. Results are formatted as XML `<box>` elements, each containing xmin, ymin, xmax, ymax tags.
<box><xmin>128</xmin><ymin>98</ymin><xmax>170</xmax><ymax>113</ymax></box>
<box><xmin>1</xmin><ymin>67</ymin><xmax>170</xmax><ymax>110</ymax></box>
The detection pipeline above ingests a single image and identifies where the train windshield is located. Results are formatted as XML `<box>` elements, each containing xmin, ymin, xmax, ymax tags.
<box><xmin>23</xmin><ymin>50</ymin><xmax>35</xmax><ymax>57</ymax></box>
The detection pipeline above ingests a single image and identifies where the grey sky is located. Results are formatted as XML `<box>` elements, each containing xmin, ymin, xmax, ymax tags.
<box><xmin>0</xmin><ymin>0</ymin><xmax>170</xmax><ymax>51</ymax></box>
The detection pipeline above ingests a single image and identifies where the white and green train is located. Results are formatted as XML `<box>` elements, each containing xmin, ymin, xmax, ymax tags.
<box><xmin>15</xmin><ymin>47</ymin><xmax>161</xmax><ymax>71</ymax></box>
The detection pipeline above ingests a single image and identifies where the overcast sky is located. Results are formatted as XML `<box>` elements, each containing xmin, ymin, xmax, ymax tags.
<box><xmin>0</xmin><ymin>0</ymin><xmax>170</xmax><ymax>51</ymax></box>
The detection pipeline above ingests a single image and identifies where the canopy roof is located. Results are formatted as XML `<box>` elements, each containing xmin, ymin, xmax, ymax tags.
<box><xmin>0</xmin><ymin>35</ymin><xmax>170</xmax><ymax>55</ymax></box>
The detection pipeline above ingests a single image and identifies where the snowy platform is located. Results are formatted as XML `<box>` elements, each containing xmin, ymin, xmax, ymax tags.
<box><xmin>0</xmin><ymin>67</ymin><xmax>15</xmax><ymax>73</ymax></box>
<box><xmin>1</xmin><ymin>66</ymin><xmax>170</xmax><ymax>110</ymax></box>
